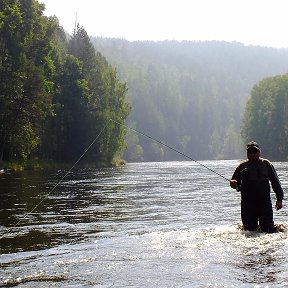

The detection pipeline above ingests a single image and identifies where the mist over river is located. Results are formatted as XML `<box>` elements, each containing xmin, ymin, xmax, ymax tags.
<box><xmin>1</xmin><ymin>160</ymin><xmax>288</xmax><ymax>287</ymax></box>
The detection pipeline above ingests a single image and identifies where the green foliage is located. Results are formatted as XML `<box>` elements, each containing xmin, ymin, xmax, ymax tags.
<box><xmin>8</xmin><ymin>123</ymin><xmax>39</xmax><ymax>161</ymax></box>
<box><xmin>0</xmin><ymin>0</ymin><xmax>55</xmax><ymax>162</ymax></box>
<box><xmin>0</xmin><ymin>1</ymin><xmax>130</xmax><ymax>167</ymax></box>
<box><xmin>61</xmin><ymin>25</ymin><xmax>131</xmax><ymax>164</ymax></box>
<box><xmin>241</xmin><ymin>74</ymin><xmax>288</xmax><ymax>160</ymax></box>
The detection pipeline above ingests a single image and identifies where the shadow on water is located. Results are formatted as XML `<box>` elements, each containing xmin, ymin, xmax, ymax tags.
<box><xmin>0</xmin><ymin>167</ymin><xmax>129</xmax><ymax>253</ymax></box>
<box><xmin>0</xmin><ymin>229</ymin><xmax>75</xmax><ymax>254</ymax></box>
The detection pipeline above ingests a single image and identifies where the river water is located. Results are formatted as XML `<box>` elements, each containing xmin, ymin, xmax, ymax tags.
<box><xmin>0</xmin><ymin>160</ymin><xmax>288</xmax><ymax>287</ymax></box>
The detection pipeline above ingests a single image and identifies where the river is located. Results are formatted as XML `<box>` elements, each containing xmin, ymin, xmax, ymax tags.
<box><xmin>0</xmin><ymin>160</ymin><xmax>288</xmax><ymax>287</ymax></box>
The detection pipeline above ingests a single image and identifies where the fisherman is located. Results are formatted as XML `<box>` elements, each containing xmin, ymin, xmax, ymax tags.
<box><xmin>230</xmin><ymin>141</ymin><xmax>284</xmax><ymax>233</ymax></box>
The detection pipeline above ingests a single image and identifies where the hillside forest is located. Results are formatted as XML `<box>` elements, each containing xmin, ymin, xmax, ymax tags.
<box><xmin>92</xmin><ymin>39</ymin><xmax>288</xmax><ymax>161</ymax></box>
<box><xmin>1</xmin><ymin>0</ymin><xmax>288</xmax><ymax>168</ymax></box>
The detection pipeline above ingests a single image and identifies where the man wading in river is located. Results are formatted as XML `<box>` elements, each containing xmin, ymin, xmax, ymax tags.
<box><xmin>230</xmin><ymin>141</ymin><xmax>284</xmax><ymax>233</ymax></box>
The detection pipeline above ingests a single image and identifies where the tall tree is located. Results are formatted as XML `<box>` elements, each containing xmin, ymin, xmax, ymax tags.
<box><xmin>0</xmin><ymin>0</ymin><xmax>57</xmax><ymax>161</ymax></box>
<box><xmin>58</xmin><ymin>25</ymin><xmax>131</xmax><ymax>164</ymax></box>
<box><xmin>241</xmin><ymin>74</ymin><xmax>288</xmax><ymax>160</ymax></box>
<box><xmin>54</xmin><ymin>54</ymin><xmax>90</xmax><ymax>162</ymax></box>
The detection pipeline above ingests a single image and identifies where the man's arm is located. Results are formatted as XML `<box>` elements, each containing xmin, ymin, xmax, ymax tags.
<box><xmin>230</xmin><ymin>166</ymin><xmax>241</xmax><ymax>189</ymax></box>
<box><xmin>268</xmin><ymin>162</ymin><xmax>284</xmax><ymax>210</ymax></box>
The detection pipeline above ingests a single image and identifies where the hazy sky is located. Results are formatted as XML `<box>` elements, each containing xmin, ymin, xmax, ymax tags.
<box><xmin>40</xmin><ymin>0</ymin><xmax>288</xmax><ymax>48</ymax></box>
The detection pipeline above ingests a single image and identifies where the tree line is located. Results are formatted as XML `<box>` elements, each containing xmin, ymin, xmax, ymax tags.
<box><xmin>1</xmin><ymin>1</ymin><xmax>288</xmax><ymax>166</ymax></box>
<box><xmin>0</xmin><ymin>0</ymin><xmax>130</xmax><ymax>167</ymax></box>
<box><xmin>92</xmin><ymin>38</ymin><xmax>288</xmax><ymax>161</ymax></box>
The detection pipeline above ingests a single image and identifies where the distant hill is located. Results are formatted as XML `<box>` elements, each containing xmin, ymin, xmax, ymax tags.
<box><xmin>91</xmin><ymin>38</ymin><xmax>288</xmax><ymax>161</ymax></box>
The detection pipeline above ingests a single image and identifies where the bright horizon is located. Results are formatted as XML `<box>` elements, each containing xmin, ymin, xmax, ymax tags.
<box><xmin>40</xmin><ymin>0</ymin><xmax>288</xmax><ymax>48</ymax></box>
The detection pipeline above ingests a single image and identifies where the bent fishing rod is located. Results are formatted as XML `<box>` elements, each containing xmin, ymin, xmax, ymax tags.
<box><xmin>1</xmin><ymin>119</ymin><xmax>230</xmax><ymax>239</ymax></box>
<box><xmin>110</xmin><ymin>119</ymin><xmax>230</xmax><ymax>183</ymax></box>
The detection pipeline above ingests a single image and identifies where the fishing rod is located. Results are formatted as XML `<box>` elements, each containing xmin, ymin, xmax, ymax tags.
<box><xmin>110</xmin><ymin>119</ymin><xmax>230</xmax><ymax>182</ymax></box>
<box><xmin>1</xmin><ymin>119</ymin><xmax>230</xmax><ymax>239</ymax></box>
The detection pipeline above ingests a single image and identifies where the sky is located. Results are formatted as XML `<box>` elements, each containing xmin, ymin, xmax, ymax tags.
<box><xmin>40</xmin><ymin>0</ymin><xmax>288</xmax><ymax>48</ymax></box>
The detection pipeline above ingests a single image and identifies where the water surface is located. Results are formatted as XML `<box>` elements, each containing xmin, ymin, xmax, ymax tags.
<box><xmin>0</xmin><ymin>160</ymin><xmax>288</xmax><ymax>287</ymax></box>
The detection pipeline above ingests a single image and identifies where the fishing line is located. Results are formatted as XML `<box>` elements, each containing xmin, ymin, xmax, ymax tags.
<box><xmin>1</xmin><ymin>118</ymin><xmax>229</xmax><ymax>239</ymax></box>
<box><xmin>110</xmin><ymin>118</ymin><xmax>230</xmax><ymax>182</ymax></box>
<box><xmin>0</xmin><ymin>120</ymin><xmax>111</xmax><ymax>239</ymax></box>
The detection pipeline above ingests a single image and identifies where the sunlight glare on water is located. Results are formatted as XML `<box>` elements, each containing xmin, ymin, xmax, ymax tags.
<box><xmin>1</xmin><ymin>160</ymin><xmax>288</xmax><ymax>287</ymax></box>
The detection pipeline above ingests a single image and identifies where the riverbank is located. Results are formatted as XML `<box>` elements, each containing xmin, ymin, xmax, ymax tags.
<box><xmin>0</xmin><ymin>158</ymin><xmax>126</xmax><ymax>172</ymax></box>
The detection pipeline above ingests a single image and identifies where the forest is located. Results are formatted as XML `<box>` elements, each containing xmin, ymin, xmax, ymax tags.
<box><xmin>92</xmin><ymin>38</ymin><xmax>288</xmax><ymax>161</ymax></box>
<box><xmin>1</xmin><ymin>1</ymin><xmax>288</xmax><ymax>168</ymax></box>
<box><xmin>0</xmin><ymin>0</ymin><xmax>130</xmax><ymax>168</ymax></box>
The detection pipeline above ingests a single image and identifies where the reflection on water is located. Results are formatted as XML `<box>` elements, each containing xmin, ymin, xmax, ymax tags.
<box><xmin>0</xmin><ymin>161</ymin><xmax>288</xmax><ymax>287</ymax></box>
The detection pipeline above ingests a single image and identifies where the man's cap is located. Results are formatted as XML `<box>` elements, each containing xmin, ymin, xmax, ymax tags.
<box><xmin>246</xmin><ymin>141</ymin><xmax>260</xmax><ymax>151</ymax></box>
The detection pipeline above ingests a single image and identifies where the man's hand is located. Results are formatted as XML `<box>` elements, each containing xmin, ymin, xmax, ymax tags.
<box><xmin>276</xmin><ymin>200</ymin><xmax>283</xmax><ymax>210</ymax></box>
<box><xmin>230</xmin><ymin>179</ymin><xmax>238</xmax><ymax>189</ymax></box>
